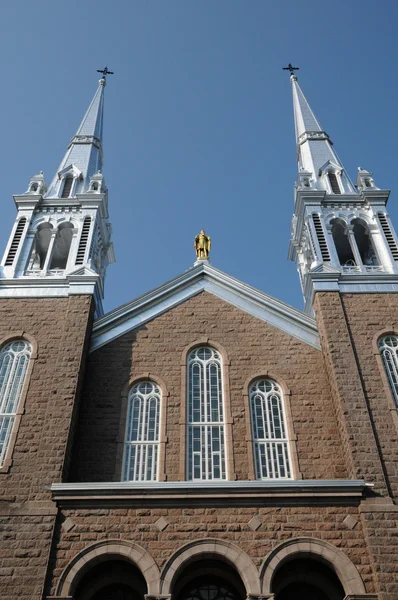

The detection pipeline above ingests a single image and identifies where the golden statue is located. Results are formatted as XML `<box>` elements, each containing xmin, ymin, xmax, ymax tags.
<box><xmin>194</xmin><ymin>229</ymin><xmax>211</xmax><ymax>260</ymax></box>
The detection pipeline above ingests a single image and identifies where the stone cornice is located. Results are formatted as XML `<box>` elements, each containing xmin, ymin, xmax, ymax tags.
<box><xmin>50</xmin><ymin>479</ymin><xmax>368</xmax><ymax>509</ymax></box>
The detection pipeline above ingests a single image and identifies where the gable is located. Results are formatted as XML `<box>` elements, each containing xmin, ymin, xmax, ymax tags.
<box><xmin>90</xmin><ymin>263</ymin><xmax>320</xmax><ymax>352</ymax></box>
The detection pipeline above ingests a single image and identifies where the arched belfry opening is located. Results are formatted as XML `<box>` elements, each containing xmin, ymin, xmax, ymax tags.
<box><xmin>271</xmin><ymin>557</ymin><xmax>345</xmax><ymax>600</ymax></box>
<box><xmin>330</xmin><ymin>219</ymin><xmax>356</xmax><ymax>266</ymax></box>
<box><xmin>352</xmin><ymin>218</ymin><xmax>378</xmax><ymax>266</ymax></box>
<box><xmin>28</xmin><ymin>222</ymin><xmax>53</xmax><ymax>270</ymax></box>
<box><xmin>173</xmin><ymin>558</ymin><xmax>246</xmax><ymax>600</ymax></box>
<box><xmin>49</xmin><ymin>222</ymin><xmax>74</xmax><ymax>270</ymax></box>
<box><xmin>74</xmin><ymin>559</ymin><xmax>147</xmax><ymax>600</ymax></box>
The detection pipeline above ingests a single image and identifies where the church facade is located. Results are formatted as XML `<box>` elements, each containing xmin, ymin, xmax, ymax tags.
<box><xmin>0</xmin><ymin>71</ymin><xmax>397</xmax><ymax>600</ymax></box>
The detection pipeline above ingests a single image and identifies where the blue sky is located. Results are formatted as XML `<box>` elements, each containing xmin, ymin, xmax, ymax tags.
<box><xmin>0</xmin><ymin>0</ymin><xmax>397</xmax><ymax>313</ymax></box>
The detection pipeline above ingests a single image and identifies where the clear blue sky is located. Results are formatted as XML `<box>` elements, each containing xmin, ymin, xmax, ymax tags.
<box><xmin>0</xmin><ymin>0</ymin><xmax>397</xmax><ymax>313</ymax></box>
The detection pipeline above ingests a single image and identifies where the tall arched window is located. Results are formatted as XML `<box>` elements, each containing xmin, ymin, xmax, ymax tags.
<box><xmin>0</xmin><ymin>340</ymin><xmax>32</xmax><ymax>468</ymax></box>
<box><xmin>250</xmin><ymin>379</ymin><xmax>291</xmax><ymax>479</ymax></box>
<box><xmin>187</xmin><ymin>347</ymin><xmax>226</xmax><ymax>481</ymax></box>
<box><xmin>379</xmin><ymin>335</ymin><xmax>398</xmax><ymax>409</ymax></box>
<box><xmin>122</xmin><ymin>381</ymin><xmax>161</xmax><ymax>481</ymax></box>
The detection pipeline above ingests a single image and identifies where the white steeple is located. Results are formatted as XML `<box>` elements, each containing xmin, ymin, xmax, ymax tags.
<box><xmin>287</xmin><ymin>72</ymin><xmax>398</xmax><ymax>313</ymax></box>
<box><xmin>0</xmin><ymin>75</ymin><xmax>115</xmax><ymax>318</ymax></box>
<box><xmin>46</xmin><ymin>77</ymin><xmax>106</xmax><ymax>198</ymax></box>
<box><xmin>291</xmin><ymin>74</ymin><xmax>355</xmax><ymax>195</ymax></box>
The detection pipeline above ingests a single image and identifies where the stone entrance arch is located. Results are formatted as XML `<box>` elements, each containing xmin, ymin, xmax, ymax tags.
<box><xmin>56</xmin><ymin>539</ymin><xmax>160</xmax><ymax>597</ymax></box>
<box><xmin>160</xmin><ymin>538</ymin><xmax>261</xmax><ymax>597</ymax></box>
<box><xmin>260</xmin><ymin>537</ymin><xmax>366</xmax><ymax>597</ymax></box>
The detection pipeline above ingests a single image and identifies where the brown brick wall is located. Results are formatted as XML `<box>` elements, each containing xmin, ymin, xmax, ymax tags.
<box><xmin>0</xmin><ymin>295</ymin><xmax>93</xmax><ymax>600</ymax></box>
<box><xmin>71</xmin><ymin>291</ymin><xmax>347</xmax><ymax>483</ymax></box>
<box><xmin>340</xmin><ymin>293</ymin><xmax>398</xmax><ymax>499</ymax></box>
<box><xmin>313</xmin><ymin>292</ymin><xmax>389</xmax><ymax>494</ymax></box>
<box><xmin>314</xmin><ymin>291</ymin><xmax>398</xmax><ymax>600</ymax></box>
<box><xmin>45</xmin><ymin>503</ymin><xmax>375</xmax><ymax>597</ymax></box>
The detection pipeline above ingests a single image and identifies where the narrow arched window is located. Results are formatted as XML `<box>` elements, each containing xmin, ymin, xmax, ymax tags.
<box><xmin>328</xmin><ymin>172</ymin><xmax>341</xmax><ymax>194</ymax></box>
<box><xmin>250</xmin><ymin>379</ymin><xmax>291</xmax><ymax>479</ymax></box>
<box><xmin>379</xmin><ymin>336</ymin><xmax>398</xmax><ymax>409</ymax></box>
<box><xmin>187</xmin><ymin>347</ymin><xmax>226</xmax><ymax>480</ymax></box>
<box><xmin>123</xmin><ymin>381</ymin><xmax>161</xmax><ymax>481</ymax></box>
<box><xmin>61</xmin><ymin>176</ymin><xmax>74</xmax><ymax>198</ymax></box>
<box><xmin>0</xmin><ymin>340</ymin><xmax>32</xmax><ymax>468</ymax></box>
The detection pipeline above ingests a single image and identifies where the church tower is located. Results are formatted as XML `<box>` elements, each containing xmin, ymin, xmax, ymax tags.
<box><xmin>0</xmin><ymin>75</ymin><xmax>114</xmax><ymax>599</ymax></box>
<box><xmin>0</xmin><ymin>74</ymin><xmax>114</xmax><ymax>317</ymax></box>
<box><xmin>287</xmin><ymin>72</ymin><xmax>397</xmax><ymax>314</ymax></box>
<box><xmin>288</xmin><ymin>70</ymin><xmax>398</xmax><ymax>598</ymax></box>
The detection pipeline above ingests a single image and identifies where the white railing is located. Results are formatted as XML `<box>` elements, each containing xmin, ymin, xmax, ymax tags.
<box><xmin>24</xmin><ymin>269</ymin><xmax>65</xmax><ymax>277</ymax></box>
<box><xmin>342</xmin><ymin>265</ymin><xmax>361</xmax><ymax>273</ymax></box>
<box><xmin>365</xmin><ymin>265</ymin><xmax>384</xmax><ymax>272</ymax></box>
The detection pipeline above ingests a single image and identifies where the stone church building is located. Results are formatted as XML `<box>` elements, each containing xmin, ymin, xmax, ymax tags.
<box><xmin>0</xmin><ymin>70</ymin><xmax>397</xmax><ymax>600</ymax></box>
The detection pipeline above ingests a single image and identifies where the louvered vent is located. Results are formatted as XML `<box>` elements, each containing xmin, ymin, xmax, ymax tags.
<box><xmin>75</xmin><ymin>217</ymin><xmax>91</xmax><ymax>265</ymax></box>
<box><xmin>61</xmin><ymin>176</ymin><xmax>73</xmax><ymax>198</ymax></box>
<box><xmin>312</xmin><ymin>214</ymin><xmax>331</xmax><ymax>262</ymax></box>
<box><xmin>328</xmin><ymin>173</ymin><xmax>341</xmax><ymax>194</ymax></box>
<box><xmin>5</xmin><ymin>218</ymin><xmax>26</xmax><ymax>266</ymax></box>
<box><xmin>378</xmin><ymin>213</ymin><xmax>398</xmax><ymax>261</ymax></box>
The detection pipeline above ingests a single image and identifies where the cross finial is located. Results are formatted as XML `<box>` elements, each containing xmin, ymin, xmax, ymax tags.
<box><xmin>97</xmin><ymin>66</ymin><xmax>114</xmax><ymax>79</ymax></box>
<box><xmin>283</xmin><ymin>63</ymin><xmax>299</xmax><ymax>76</ymax></box>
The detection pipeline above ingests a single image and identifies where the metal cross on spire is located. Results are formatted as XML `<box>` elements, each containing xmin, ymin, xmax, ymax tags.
<box><xmin>283</xmin><ymin>63</ymin><xmax>299</xmax><ymax>76</ymax></box>
<box><xmin>97</xmin><ymin>66</ymin><xmax>114</xmax><ymax>79</ymax></box>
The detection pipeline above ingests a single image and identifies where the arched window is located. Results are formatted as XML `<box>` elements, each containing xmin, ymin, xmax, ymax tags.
<box><xmin>250</xmin><ymin>379</ymin><xmax>291</xmax><ymax>479</ymax></box>
<box><xmin>122</xmin><ymin>381</ymin><xmax>161</xmax><ymax>481</ymax></box>
<box><xmin>0</xmin><ymin>340</ymin><xmax>32</xmax><ymax>468</ymax></box>
<box><xmin>187</xmin><ymin>347</ymin><xmax>226</xmax><ymax>481</ymax></box>
<box><xmin>49</xmin><ymin>222</ymin><xmax>74</xmax><ymax>270</ymax></box>
<box><xmin>379</xmin><ymin>335</ymin><xmax>398</xmax><ymax>409</ymax></box>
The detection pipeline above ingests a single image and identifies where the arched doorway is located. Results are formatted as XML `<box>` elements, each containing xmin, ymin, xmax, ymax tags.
<box><xmin>174</xmin><ymin>559</ymin><xmax>246</xmax><ymax>600</ymax></box>
<box><xmin>74</xmin><ymin>559</ymin><xmax>147</xmax><ymax>600</ymax></box>
<box><xmin>271</xmin><ymin>557</ymin><xmax>345</xmax><ymax>600</ymax></box>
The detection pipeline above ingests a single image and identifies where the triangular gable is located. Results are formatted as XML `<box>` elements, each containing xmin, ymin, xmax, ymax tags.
<box><xmin>90</xmin><ymin>263</ymin><xmax>320</xmax><ymax>352</ymax></box>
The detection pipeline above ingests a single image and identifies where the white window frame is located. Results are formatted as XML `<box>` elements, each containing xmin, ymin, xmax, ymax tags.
<box><xmin>379</xmin><ymin>336</ymin><xmax>398</xmax><ymax>409</ymax></box>
<box><xmin>250</xmin><ymin>379</ymin><xmax>292</xmax><ymax>479</ymax></box>
<box><xmin>187</xmin><ymin>346</ymin><xmax>226</xmax><ymax>481</ymax></box>
<box><xmin>0</xmin><ymin>340</ymin><xmax>32</xmax><ymax>468</ymax></box>
<box><xmin>122</xmin><ymin>381</ymin><xmax>161</xmax><ymax>481</ymax></box>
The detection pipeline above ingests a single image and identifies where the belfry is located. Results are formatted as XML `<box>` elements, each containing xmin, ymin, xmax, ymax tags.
<box><xmin>1</xmin><ymin>74</ymin><xmax>114</xmax><ymax>317</ymax></box>
<box><xmin>0</xmin><ymin>69</ymin><xmax>397</xmax><ymax>600</ymax></box>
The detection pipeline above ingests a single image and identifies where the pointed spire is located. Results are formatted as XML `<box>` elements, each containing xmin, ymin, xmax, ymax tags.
<box><xmin>291</xmin><ymin>74</ymin><xmax>325</xmax><ymax>143</ymax></box>
<box><xmin>289</xmin><ymin>73</ymin><xmax>355</xmax><ymax>194</ymax></box>
<box><xmin>46</xmin><ymin>77</ymin><xmax>106</xmax><ymax>198</ymax></box>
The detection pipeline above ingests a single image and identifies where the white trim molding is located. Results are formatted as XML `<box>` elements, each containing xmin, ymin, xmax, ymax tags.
<box><xmin>91</xmin><ymin>262</ymin><xmax>320</xmax><ymax>352</ymax></box>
